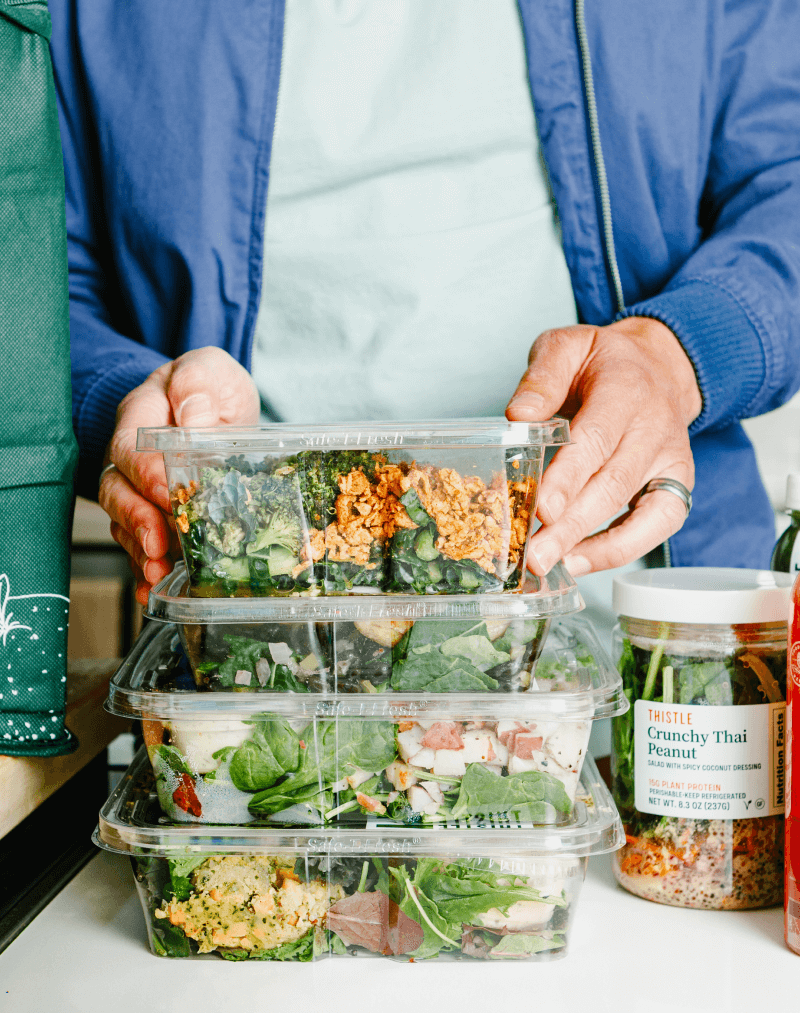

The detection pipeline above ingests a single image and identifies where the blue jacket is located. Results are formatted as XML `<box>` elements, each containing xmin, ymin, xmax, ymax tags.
<box><xmin>51</xmin><ymin>1</ymin><xmax>800</xmax><ymax>567</ymax></box>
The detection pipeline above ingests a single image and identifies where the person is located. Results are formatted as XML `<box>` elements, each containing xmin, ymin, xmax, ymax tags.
<box><xmin>51</xmin><ymin>1</ymin><xmax>800</xmax><ymax>604</ymax></box>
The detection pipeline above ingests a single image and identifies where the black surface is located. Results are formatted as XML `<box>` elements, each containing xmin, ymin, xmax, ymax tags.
<box><xmin>0</xmin><ymin>751</ymin><xmax>108</xmax><ymax>953</ymax></box>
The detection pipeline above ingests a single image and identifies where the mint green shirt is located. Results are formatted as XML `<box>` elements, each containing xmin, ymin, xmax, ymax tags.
<box><xmin>252</xmin><ymin>0</ymin><xmax>578</xmax><ymax>422</ymax></box>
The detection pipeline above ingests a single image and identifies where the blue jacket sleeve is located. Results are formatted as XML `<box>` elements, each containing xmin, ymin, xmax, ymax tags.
<box><xmin>621</xmin><ymin>0</ymin><xmax>800</xmax><ymax>437</ymax></box>
<box><xmin>50</xmin><ymin>11</ymin><xmax>170</xmax><ymax>498</ymax></box>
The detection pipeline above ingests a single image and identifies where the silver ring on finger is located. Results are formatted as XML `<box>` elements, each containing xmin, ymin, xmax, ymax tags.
<box><xmin>633</xmin><ymin>477</ymin><xmax>692</xmax><ymax>517</ymax></box>
<box><xmin>99</xmin><ymin>462</ymin><xmax>118</xmax><ymax>486</ymax></box>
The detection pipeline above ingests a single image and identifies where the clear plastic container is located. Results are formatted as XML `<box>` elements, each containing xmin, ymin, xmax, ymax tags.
<box><xmin>136</xmin><ymin>418</ymin><xmax>570</xmax><ymax>597</ymax></box>
<box><xmin>611</xmin><ymin>568</ymin><xmax>791</xmax><ymax>910</ymax></box>
<box><xmin>106</xmin><ymin>615</ymin><xmax>626</xmax><ymax>827</ymax></box>
<box><xmin>93</xmin><ymin>749</ymin><xmax>623</xmax><ymax>962</ymax></box>
<box><xmin>146</xmin><ymin>560</ymin><xmax>583</xmax><ymax>691</ymax></box>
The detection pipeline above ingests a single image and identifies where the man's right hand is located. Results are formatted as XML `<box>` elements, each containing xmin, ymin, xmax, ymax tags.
<box><xmin>98</xmin><ymin>346</ymin><xmax>261</xmax><ymax>605</ymax></box>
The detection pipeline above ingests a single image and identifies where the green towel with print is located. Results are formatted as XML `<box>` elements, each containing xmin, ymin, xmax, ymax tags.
<box><xmin>0</xmin><ymin>0</ymin><xmax>78</xmax><ymax>755</ymax></box>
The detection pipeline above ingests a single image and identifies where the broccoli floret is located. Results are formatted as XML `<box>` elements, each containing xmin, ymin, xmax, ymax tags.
<box><xmin>247</xmin><ymin>509</ymin><xmax>302</xmax><ymax>558</ymax></box>
<box><xmin>249</xmin><ymin>470</ymin><xmax>303</xmax><ymax>510</ymax></box>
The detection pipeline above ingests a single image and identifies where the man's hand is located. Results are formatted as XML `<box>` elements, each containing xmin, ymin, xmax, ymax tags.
<box><xmin>99</xmin><ymin>347</ymin><xmax>260</xmax><ymax>604</ymax></box>
<box><xmin>506</xmin><ymin>317</ymin><xmax>701</xmax><ymax>576</ymax></box>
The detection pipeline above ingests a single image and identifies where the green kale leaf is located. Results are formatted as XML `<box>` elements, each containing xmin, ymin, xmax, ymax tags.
<box><xmin>390</xmin><ymin>652</ymin><xmax>499</xmax><ymax>692</ymax></box>
<box><xmin>390</xmin><ymin>619</ymin><xmax>503</xmax><ymax>691</ymax></box>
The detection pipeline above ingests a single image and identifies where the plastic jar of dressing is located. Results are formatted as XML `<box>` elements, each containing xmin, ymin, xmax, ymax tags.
<box><xmin>611</xmin><ymin>568</ymin><xmax>790</xmax><ymax>910</ymax></box>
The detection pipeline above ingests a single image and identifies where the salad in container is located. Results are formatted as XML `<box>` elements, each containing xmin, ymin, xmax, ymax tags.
<box><xmin>611</xmin><ymin>568</ymin><xmax>790</xmax><ymax>910</ymax></box>
<box><xmin>136</xmin><ymin>418</ymin><xmax>570</xmax><ymax>597</ymax></box>
<box><xmin>106</xmin><ymin>614</ymin><xmax>626</xmax><ymax>827</ymax></box>
<box><xmin>146</xmin><ymin>560</ymin><xmax>582</xmax><ymax>693</ymax></box>
<box><xmin>94</xmin><ymin>749</ymin><xmax>624</xmax><ymax>962</ymax></box>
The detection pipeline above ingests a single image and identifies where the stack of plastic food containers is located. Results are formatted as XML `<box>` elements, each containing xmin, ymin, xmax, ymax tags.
<box><xmin>94</xmin><ymin>419</ymin><xmax>627</xmax><ymax>962</ymax></box>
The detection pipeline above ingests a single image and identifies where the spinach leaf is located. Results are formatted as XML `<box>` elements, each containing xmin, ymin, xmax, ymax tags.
<box><xmin>248</xmin><ymin>719</ymin><xmax>396</xmax><ymax>815</ymax></box>
<box><xmin>228</xmin><ymin>718</ymin><xmax>303</xmax><ymax>792</ymax></box>
<box><xmin>249</xmin><ymin>781</ymin><xmax>332</xmax><ymax>819</ymax></box>
<box><xmin>269</xmin><ymin>664</ymin><xmax>310</xmax><ymax>694</ymax></box>
<box><xmin>450</xmin><ymin>764</ymin><xmax>571</xmax><ymax>821</ymax></box>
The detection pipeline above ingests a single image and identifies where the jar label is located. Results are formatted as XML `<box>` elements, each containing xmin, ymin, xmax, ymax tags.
<box><xmin>633</xmin><ymin>700</ymin><xmax>785</xmax><ymax>819</ymax></box>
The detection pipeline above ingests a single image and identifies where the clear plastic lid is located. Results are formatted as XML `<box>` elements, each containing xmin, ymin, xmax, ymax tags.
<box><xmin>146</xmin><ymin>561</ymin><xmax>583</xmax><ymax>623</ymax></box>
<box><xmin>137</xmin><ymin>417</ymin><xmax>571</xmax><ymax>453</ymax></box>
<box><xmin>105</xmin><ymin>613</ymin><xmax>627</xmax><ymax>722</ymax></box>
<box><xmin>94</xmin><ymin>748</ymin><xmax>622</xmax><ymax>859</ymax></box>
<box><xmin>613</xmin><ymin>567</ymin><xmax>792</xmax><ymax>625</ymax></box>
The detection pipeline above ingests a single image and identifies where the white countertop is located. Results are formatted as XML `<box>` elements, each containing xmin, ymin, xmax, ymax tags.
<box><xmin>1</xmin><ymin>848</ymin><xmax>797</xmax><ymax>1013</ymax></box>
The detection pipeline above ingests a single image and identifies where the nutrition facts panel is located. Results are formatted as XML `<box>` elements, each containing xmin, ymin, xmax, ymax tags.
<box><xmin>0</xmin><ymin>848</ymin><xmax>797</xmax><ymax>1013</ymax></box>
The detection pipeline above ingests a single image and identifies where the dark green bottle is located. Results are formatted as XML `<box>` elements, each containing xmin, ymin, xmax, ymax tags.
<box><xmin>771</xmin><ymin>474</ymin><xmax>800</xmax><ymax>573</ymax></box>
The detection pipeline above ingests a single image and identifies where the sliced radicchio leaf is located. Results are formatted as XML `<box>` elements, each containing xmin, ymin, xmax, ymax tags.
<box><xmin>327</xmin><ymin>891</ymin><xmax>423</xmax><ymax>955</ymax></box>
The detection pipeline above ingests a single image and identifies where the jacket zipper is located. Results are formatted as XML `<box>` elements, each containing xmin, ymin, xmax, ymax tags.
<box><xmin>574</xmin><ymin>0</ymin><xmax>625</xmax><ymax>316</ymax></box>
<box><xmin>574</xmin><ymin>0</ymin><xmax>671</xmax><ymax>566</ymax></box>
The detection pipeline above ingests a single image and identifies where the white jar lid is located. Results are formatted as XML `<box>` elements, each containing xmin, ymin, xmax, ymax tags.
<box><xmin>786</xmin><ymin>474</ymin><xmax>800</xmax><ymax>511</ymax></box>
<box><xmin>612</xmin><ymin>567</ymin><xmax>793</xmax><ymax>624</ymax></box>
